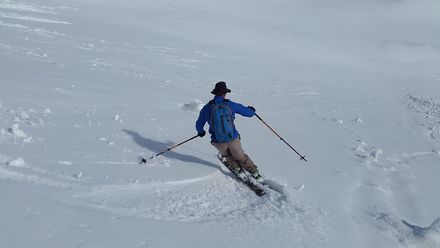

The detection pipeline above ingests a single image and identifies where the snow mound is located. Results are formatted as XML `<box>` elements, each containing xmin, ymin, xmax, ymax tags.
<box><xmin>6</xmin><ymin>157</ymin><xmax>26</xmax><ymax>167</ymax></box>
<box><xmin>113</xmin><ymin>114</ymin><xmax>122</xmax><ymax>122</ymax></box>
<box><xmin>58</xmin><ymin>161</ymin><xmax>73</xmax><ymax>165</ymax></box>
<box><xmin>352</xmin><ymin>117</ymin><xmax>363</xmax><ymax>124</ymax></box>
<box><xmin>403</xmin><ymin>218</ymin><xmax>440</xmax><ymax>248</ymax></box>
<box><xmin>7</xmin><ymin>124</ymin><xmax>27</xmax><ymax>138</ymax></box>
<box><xmin>354</xmin><ymin>140</ymin><xmax>384</xmax><ymax>166</ymax></box>
<box><xmin>373</xmin><ymin>212</ymin><xmax>440</xmax><ymax>248</ymax></box>
<box><xmin>43</xmin><ymin>108</ymin><xmax>51</xmax><ymax>115</ymax></box>
<box><xmin>181</xmin><ymin>99</ymin><xmax>204</xmax><ymax>113</ymax></box>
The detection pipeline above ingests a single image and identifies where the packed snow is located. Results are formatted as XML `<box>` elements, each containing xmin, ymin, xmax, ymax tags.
<box><xmin>1</xmin><ymin>0</ymin><xmax>440</xmax><ymax>247</ymax></box>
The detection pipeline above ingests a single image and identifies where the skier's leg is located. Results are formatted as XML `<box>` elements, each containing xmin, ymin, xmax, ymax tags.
<box><xmin>228</xmin><ymin>138</ymin><xmax>258</xmax><ymax>174</ymax></box>
<box><xmin>211</xmin><ymin>141</ymin><xmax>240</xmax><ymax>172</ymax></box>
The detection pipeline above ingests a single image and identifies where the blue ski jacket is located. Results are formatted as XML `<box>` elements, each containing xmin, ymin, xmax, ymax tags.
<box><xmin>196</xmin><ymin>96</ymin><xmax>255</xmax><ymax>142</ymax></box>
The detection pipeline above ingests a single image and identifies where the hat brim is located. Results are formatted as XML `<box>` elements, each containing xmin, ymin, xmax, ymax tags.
<box><xmin>211</xmin><ymin>88</ymin><xmax>231</xmax><ymax>95</ymax></box>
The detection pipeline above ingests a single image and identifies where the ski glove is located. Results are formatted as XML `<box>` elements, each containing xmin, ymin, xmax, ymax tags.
<box><xmin>248</xmin><ymin>106</ymin><xmax>256</xmax><ymax>112</ymax></box>
<box><xmin>198</xmin><ymin>131</ymin><xmax>206</xmax><ymax>137</ymax></box>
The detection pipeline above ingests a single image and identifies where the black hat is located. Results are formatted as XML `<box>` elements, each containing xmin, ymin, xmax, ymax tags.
<box><xmin>211</xmin><ymin>81</ymin><xmax>231</xmax><ymax>95</ymax></box>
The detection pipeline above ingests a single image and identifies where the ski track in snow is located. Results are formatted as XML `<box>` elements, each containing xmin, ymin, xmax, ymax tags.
<box><xmin>0</xmin><ymin>96</ymin><xmax>327</xmax><ymax>242</ymax></box>
<box><xmin>0</xmin><ymin>2</ymin><xmax>56</xmax><ymax>14</ymax></box>
<box><xmin>72</xmin><ymin>171</ymin><xmax>329</xmax><ymax>247</ymax></box>
<box><xmin>311</xmin><ymin>92</ymin><xmax>440</xmax><ymax>247</ymax></box>
<box><xmin>1</xmin><ymin>94</ymin><xmax>322</xmax><ymax>231</ymax></box>
<box><xmin>0</xmin><ymin>11</ymin><xmax>70</xmax><ymax>24</ymax></box>
<box><xmin>76</xmin><ymin>171</ymin><xmax>306</xmax><ymax>222</ymax></box>
<box><xmin>0</xmin><ymin>153</ymin><xmax>81</xmax><ymax>188</ymax></box>
<box><xmin>1</xmin><ymin>140</ymin><xmax>328</xmax><ymax>245</ymax></box>
<box><xmin>0</xmin><ymin>2</ymin><xmax>70</xmax><ymax>28</ymax></box>
<box><xmin>0</xmin><ymin>2</ymin><xmax>202</xmax><ymax>79</ymax></box>
<box><xmin>348</xmin><ymin>153</ymin><xmax>440</xmax><ymax>248</ymax></box>
<box><xmin>342</xmin><ymin>95</ymin><xmax>440</xmax><ymax>248</ymax></box>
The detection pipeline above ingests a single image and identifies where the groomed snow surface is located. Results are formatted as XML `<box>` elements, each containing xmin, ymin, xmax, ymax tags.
<box><xmin>1</xmin><ymin>0</ymin><xmax>440</xmax><ymax>247</ymax></box>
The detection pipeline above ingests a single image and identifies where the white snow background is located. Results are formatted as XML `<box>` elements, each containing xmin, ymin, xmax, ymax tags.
<box><xmin>1</xmin><ymin>0</ymin><xmax>440</xmax><ymax>247</ymax></box>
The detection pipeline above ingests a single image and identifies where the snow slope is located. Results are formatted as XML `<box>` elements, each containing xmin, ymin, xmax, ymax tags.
<box><xmin>1</xmin><ymin>0</ymin><xmax>440</xmax><ymax>247</ymax></box>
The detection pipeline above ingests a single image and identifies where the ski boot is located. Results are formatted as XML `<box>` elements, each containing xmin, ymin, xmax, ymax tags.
<box><xmin>233</xmin><ymin>167</ymin><xmax>247</xmax><ymax>181</ymax></box>
<box><xmin>251</xmin><ymin>171</ymin><xmax>264</xmax><ymax>183</ymax></box>
<box><xmin>217</xmin><ymin>153</ymin><xmax>247</xmax><ymax>181</ymax></box>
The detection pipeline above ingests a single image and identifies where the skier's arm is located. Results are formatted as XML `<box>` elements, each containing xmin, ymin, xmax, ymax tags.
<box><xmin>195</xmin><ymin>105</ymin><xmax>209</xmax><ymax>133</ymax></box>
<box><xmin>230</xmin><ymin>101</ymin><xmax>255</xmax><ymax>117</ymax></box>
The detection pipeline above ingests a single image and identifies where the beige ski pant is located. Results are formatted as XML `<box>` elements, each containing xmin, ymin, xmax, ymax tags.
<box><xmin>211</xmin><ymin>137</ymin><xmax>258</xmax><ymax>174</ymax></box>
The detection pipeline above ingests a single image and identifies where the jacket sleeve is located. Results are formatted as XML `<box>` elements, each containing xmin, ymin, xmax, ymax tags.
<box><xmin>229</xmin><ymin>101</ymin><xmax>255</xmax><ymax>117</ymax></box>
<box><xmin>195</xmin><ymin>104</ymin><xmax>209</xmax><ymax>133</ymax></box>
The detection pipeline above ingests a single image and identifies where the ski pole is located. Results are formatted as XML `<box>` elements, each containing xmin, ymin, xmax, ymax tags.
<box><xmin>140</xmin><ymin>134</ymin><xmax>200</xmax><ymax>164</ymax></box>
<box><xmin>255</xmin><ymin>113</ymin><xmax>307</xmax><ymax>162</ymax></box>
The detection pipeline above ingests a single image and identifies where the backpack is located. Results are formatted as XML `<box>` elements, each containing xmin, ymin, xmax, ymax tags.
<box><xmin>209</xmin><ymin>100</ymin><xmax>235</xmax><ymax>142</ymax></box>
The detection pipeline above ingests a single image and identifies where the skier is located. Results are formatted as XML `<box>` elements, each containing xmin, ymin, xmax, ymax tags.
<box><xmin>196</xmin><ymin>81</ymin><xmax>264</xmax><ymax>182</ymax></box>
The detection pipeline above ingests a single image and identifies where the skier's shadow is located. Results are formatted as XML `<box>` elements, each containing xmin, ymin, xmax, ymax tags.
<box><xmin>123</xmin><ymin>129</ymin><xmax>222</xmax><ymax>171</ymax></box>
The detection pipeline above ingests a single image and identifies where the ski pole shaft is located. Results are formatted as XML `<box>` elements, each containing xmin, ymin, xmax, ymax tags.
<box><xmin>141</xmin><ymin>134</ymin><xmax>200</xmax><ymax>163</ymax></box>
<box><xmin>255</xmin><ymin>113</ymin><xmax>307</xmax><ymax>162</ymax></box>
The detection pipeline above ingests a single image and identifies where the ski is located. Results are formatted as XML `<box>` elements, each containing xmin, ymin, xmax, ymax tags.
<box><xmin>217</xmin><ymin>156</ymin><xmax>266</xmax><ymax>196</ymax></box>
<box><xmin>230</xmin><ymin>169</ymin><xmax>266</xmax><ymax>196</ymax></box>
<box><xmin>242</xmin><ymin>174</ymin><xmax>266</xmax><ymax>196</ymax></box>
